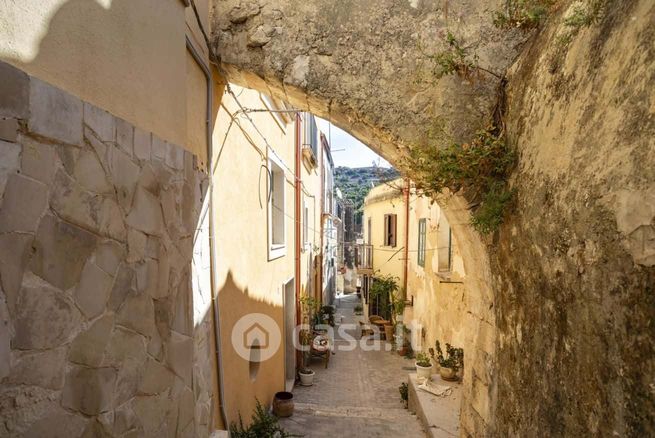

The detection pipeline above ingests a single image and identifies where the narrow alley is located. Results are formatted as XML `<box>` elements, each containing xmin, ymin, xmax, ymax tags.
<box><xmin>0</xmin><ymin>2</ymin><xmax>653</xmax><ymax>437</ymax></box>
<box><xmin>279</xmin><ymin>294</ymin><xmax>459</xmax><ymax>437</ymax></box>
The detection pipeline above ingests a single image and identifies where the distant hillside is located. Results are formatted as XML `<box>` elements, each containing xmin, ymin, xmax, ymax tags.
<box><xmin>335</xmin><ymin>166</ymin><xmax>399</xmax><ymax>216</ymax></box>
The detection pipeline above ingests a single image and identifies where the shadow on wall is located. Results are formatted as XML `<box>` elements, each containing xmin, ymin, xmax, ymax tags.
<box><xmin>216</xmin><ymin>271</ymin><xmax>286</xmax><ymax>427</ymax></box>
<box><xmin>0</xmin><ymin>0</ymin><xmax>188</xmax><ymax>147</ymax></box>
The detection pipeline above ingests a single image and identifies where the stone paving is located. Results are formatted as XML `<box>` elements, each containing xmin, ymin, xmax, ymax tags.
<box><xmin>279</xmin><ymin>294</ymin><xmax>427</xmax><ymax>437</ymax></box>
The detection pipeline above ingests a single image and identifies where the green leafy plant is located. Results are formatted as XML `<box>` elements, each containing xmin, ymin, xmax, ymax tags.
<box><xmin>392</xmin><ymin>294</ymin><xmax>406</xmax><ymax>316</ymax></box>
<box><xmin>370</xmin><ymin>274</ymin><xmax>404</xmax><ymax>322</ymax></box>
<box><xmin>230</xmin><ymin>400</ymin><xmax>296</xmax><ymax>437</ymax></box>
<box><xmin>418</xmin><ymin>32</ymin><xmax>500</xmax><ymax>84</ymax></box>
<box><xmin>550</xmin><ymin>0</ymin><xmax>607</xmax><ymax>71</ymax></box>
<box><xmin>433</xmin><ymin>341</ymin><xmax>464</xmax><ymax>372</ymax></box>
<box><xmin>299</xmin><ymin>295</ymin><xmax>318</xmax><ymax>320</ymax></box>
<box><xmin>399</xmin><ymin>382</ymin><xmax>409</xmax><ymax>407</ymax></box>
<box><xmin>405</xmin><ymin>124</ymin><xmax>516</xmax><ymax>234</ymax></box>
<box><xmin>415</xmin><ymin>352</ymin><xmax>432</xmax><ymax>368</ymax></box>
<box><xmin>492</xmin><ymin>0</ymin><xmax>555</xmax><ymax>29</ymax></box>
<box><xmin>470</xmin><ymin>182</ymin><xmax>516</xmax><ymax>234</ymax></box>
<box><xmin>354</xmin><ymin>304</ymin><xmax>363</xmax><ymax>314</ymax></box>
<box><xmin>320</xmin><ymin>305</ymin><xmax>335</xmax><ymax>326</ymax></box>
<box><xmin>426</xmin><ymin>32</ymin><xmax>479</xmax><ymax>80</ymax></box>
<box><xmin>563</xmin><ymin>0</ymin><xmax>605</xmax><ymax>28</ymax></box>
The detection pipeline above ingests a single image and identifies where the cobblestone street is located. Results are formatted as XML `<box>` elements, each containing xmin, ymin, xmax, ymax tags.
<box><xmin>279</xmin><ymin>294</ymin><xmax>427</xmax><ymax>437</ymax></box>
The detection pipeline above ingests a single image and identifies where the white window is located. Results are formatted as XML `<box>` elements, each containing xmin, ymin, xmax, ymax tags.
<box><xmin>268</xmin><ymin>154</ymin><xmax>286</xmax><ymax>260</ymax></box>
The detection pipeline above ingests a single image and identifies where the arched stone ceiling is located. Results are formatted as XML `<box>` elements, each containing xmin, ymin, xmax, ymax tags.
<box><xmin>211</xmin><ymin>0</ymin><xmax>527</xmax><ymax>167</ymax></box>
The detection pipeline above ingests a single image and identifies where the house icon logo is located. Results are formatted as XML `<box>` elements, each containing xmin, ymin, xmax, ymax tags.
<box><xmin>231</xmin><ymin>313</ymin><xmax>281</xmax><ymax>362</ymax></box>
<box><xmin>243</xmin><ymin>322</ymin><xmax>269</xmax><ymax>350</ymax></box>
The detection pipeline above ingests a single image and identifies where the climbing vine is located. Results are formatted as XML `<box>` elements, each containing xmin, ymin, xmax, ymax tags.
<box><xmin>404</xmin><ymin>123</ymin><xmax>516</xmax><ymax>234</ymax></box>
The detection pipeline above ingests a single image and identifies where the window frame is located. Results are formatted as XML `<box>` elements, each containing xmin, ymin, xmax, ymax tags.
<box><xmin>383</xmin><ymin>214</ymin><xmax>397</xmax><ymax>247</ymax></box>
<box><xmin>267</xmin><ymin>153</ymin><xmax>287</xmax><ymax>260</ymax></box>
<box><xmin>437</xmin><ymin>221</ymin><xmax>452</xmax><ymax>273</ymax></box>
<box><xmin>417</xmin><ymin>218</ymin><xmax>426</xmax><ymax>267</ymax></box>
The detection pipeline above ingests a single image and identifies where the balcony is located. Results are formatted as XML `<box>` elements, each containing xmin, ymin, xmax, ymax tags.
<box><xmin>355</xmin><ymin>244</ymin><xmax>373</xmax><ymax>274</ymax></box>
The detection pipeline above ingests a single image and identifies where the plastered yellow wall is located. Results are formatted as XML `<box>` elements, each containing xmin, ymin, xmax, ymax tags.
<box><xmin>299</xmin><ymin>124</ymin><xmax>323</xmax><ymax>310</ymax></box>
<box><xmin>363</xmin><ymin>181</ymin><xmax>406</xmax><ymax>282</ymax></box>
<box><xmin>211</xmin><ymin>84</ymin><xmax>295</xmax><ymax>424</ymax></box>
<box><xmin>404</xmin><ymin>195</ymin><xmax>468</xmax><ymax>354</ymax></box>
<box><xmin>363</xmin><ymin>182</ymin><xmax>469</xmax><ymax>354</ymax></box>
<box><xmin>0</xmin><ymin>0</ymin><xmax>211</xmax><ymax>166</ymax></box>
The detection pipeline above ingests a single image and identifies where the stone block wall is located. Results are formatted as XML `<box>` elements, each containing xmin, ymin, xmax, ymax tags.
<box><xmin>0</xmin><ymin>61</ymin><xmax>215</xmax><ymax>437</ymax></box>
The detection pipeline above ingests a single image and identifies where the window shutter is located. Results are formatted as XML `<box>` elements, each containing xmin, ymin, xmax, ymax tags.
<box><xmin>390</xmin><ymin>214</ymin><xmax>397</xmax><ymax>247</ymax></box>
<box><xmin>383</xmin><ymin>215</ymin><xmax>389</xmax><ymax>246</ymax></box>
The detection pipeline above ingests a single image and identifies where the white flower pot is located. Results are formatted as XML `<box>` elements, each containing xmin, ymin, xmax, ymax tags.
<box><xmin>299</xmin><ymin>370</ymin><xmax>315</xmax><ymax>386</ymax></box>
<box><xmin>415</xmin><ymin>363</ymin><xmax>433</xmax><ymax>380</ymax></box>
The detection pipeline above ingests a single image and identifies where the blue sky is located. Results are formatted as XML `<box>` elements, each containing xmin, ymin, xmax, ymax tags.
<box><xmin>316</xmin><ymin>117</ymin><xmax>391</xmax><ymax>169</ymax></box>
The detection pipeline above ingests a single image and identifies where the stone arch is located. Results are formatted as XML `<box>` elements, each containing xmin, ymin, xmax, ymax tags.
<box><xmin>211</xmin><ymin>0</ymin><xmax>655</xmax><ymax>436</ymax></box>
<box><xmin>211</xmin><ymin>1</ymin><xmax>517</xmax><ymax>434</ymax></box>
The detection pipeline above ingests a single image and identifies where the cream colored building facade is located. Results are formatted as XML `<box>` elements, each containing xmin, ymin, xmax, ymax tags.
<box><xmin>362</xmin><ymin>179</ymin><xmax>468</xmax><ymax>353</ymax></box>
<box><xmin>211</xmin><ymin>85</ymin><xmax>296</xmax><ymax>423</ymax></box>
<box><xmin>298</xmin><ymin>113</ymin><xmax>323</xmax><ymax>314</ymax></box>
<box><xmin>362</xmin><ymin>180</ymin><xmax>407</xmax><ymax>320</ymax></box>
<box><xmin>404</xmin><ymin>195</ymin><xmax>468</xmax><ymax>354</ymax></box>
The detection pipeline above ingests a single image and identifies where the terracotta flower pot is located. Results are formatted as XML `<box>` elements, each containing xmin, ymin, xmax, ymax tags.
<box><xmin>273</xmin><ymin>391</ymin><xmax>294</xmax><ymax>417</ymax></box>
<box><xmin>384</xmin><ymin>324</ymin><xmax>394</xmax><ymax>340</ymax></box>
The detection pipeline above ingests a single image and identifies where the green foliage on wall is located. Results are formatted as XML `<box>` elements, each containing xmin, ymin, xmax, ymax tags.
<box><xmin>492</xmin><ymin>0</ymin><xmax>555</xmax><ymax>29</ymax></box>
<box><xmin>405</xmin><ymin>124</ymin><xmax>516</xmax><ymax>234</ymax></box>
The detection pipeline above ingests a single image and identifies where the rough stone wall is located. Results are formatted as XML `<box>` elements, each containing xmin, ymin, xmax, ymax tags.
<box><xmin>212</xmin><ymin>0</ymin><xmax>525</xmax><ymax>161</ymax></box>
<box><xmin>211</xmin><ymin>1</ymin><xmax>516</xmax><ymax>435</ymax></box>
<box><xmin>210</xmin><ymin>0</ymin><xmax>655</xmax><ymax>435</ymax></box>
<box><xmin>0</xmin><ymin>61</ymin><xmax>215</xmax><ymax>437</ymax></box>
<box><xmin>496</xmin><ymin>0</ymin><xmax>655</xmax><ymax>435</ymax></box>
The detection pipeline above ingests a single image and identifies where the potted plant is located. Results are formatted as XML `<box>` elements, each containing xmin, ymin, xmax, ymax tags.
<box><xmin>433</xmin><ymin>340</ymin><xmax>464</xmax><ymax>381</ymax></box>
<box><xmin>398</xmin><ymin>382</ymin><xmax>409</xmax><ymax>408</ymax></box>
<box><xmin>354</xmin><ymin>304</ymin><xmax>363</xmax><ymax>315</ymax></box>
<box><xmin>392</xmin><ymin>293</ymin><xmax>406</xmax><ymax>323</ymax></box>
<box><xmin>320</xmin><ymin>305</ymin><xmax>335</xmax><ymax>326</ymax></box>
<box><xmin>369</xmin><ymin>274</ymin><xmax>399</xmax><ymax>322</ymax></box>
<box><xmin>415</xmin><ymin>352</ymin><xmax>433</xmax><ymax>380</ymax></box>
<box><xmin>299</xmin><ymin>367</ymin><xmax>315</xmax><ymax>386</ymax></box>
<box><xmin>298</xmin><ymin>329</ymin><xmax>315</xmax><ymax>386</ymax></box>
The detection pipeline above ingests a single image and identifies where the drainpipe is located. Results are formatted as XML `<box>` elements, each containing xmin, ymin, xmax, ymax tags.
<box><xmin>318</xmin><ymin>143</ymin><xmax>324</xmax><ymax>307</ymax></box>
<box><xmin>294</xmin><ymin>114</ymin><xmax>302</xmax><ymax>368</ymax></box>
<box><xmin>185</xmin><ymin>36</ymin><xmax>228</xmax><ymax>430</ymax></box>
<box><xmin>403</xmin><ymin>178</ymin><xmax>410</xmax><ymax>297</ymax></box>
